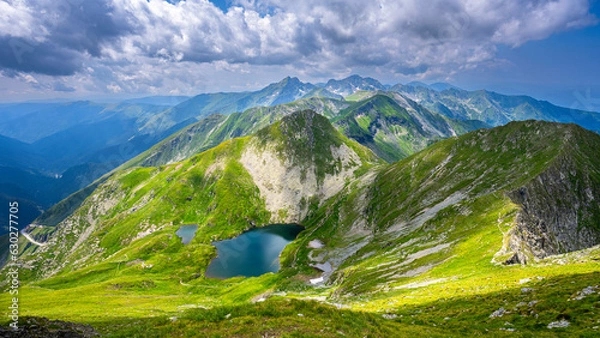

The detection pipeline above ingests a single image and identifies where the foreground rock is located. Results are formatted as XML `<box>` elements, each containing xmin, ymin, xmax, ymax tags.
<box><xmin>0</xmin><ymin>317</ymin><xmax>99</xmax><ymax>338</ymax></box>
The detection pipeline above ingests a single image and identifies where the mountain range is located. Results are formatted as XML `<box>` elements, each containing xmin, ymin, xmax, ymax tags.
<box><xmin>2</xmin><ymin>74</ymin><xmax>600</xmax><ymax>232</ymax></box>
<box><xmin>2</xmin><ymin>107</ymin><xmax>599</xmax><ymax>336</ymax></box>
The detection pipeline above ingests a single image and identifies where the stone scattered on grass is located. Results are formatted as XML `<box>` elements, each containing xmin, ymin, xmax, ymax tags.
<box><xmin>521</xmin><ymin>287</ymin><xmax>534</xmax><ymax>293</ymax></box>
<box><xmin>547</xmin><ymin>320</ymin><xmax>570</xmax><ymax>329</ymax></box>
<box><xmin>308</xmin><ymin>239</ymin><xmax>325</xmax><ymax>249</ymax></box>
<box><xmin>571</xmin><ymin>285</ymin><xmax>598</xmax><ymax>301</ymax></box>
<box><xmin>382</xmin><ymin>314</ymin><xmax>398</xmax><ymax>320</ymax></box>
<box><xmin>490</xmin><ymin>307</ymin><xmax>507</xmax><ymax>318</ymax></box>
<box><xmin>141</xmin><ymin>262</ymin><xmax>153</xmax><ymax>269</ymax></box>
<box><xmin>310</xmin><ymin>276</ymin><xmax>325</xmax><ymax>285</ymax></box>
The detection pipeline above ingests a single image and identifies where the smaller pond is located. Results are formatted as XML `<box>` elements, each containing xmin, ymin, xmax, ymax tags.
<box><xmin>175</xmin><ymin>224</ymin><xmax>198</xmax><ymax>245</ymax></box>
<box><xmin>205</xmin><ymin>224</ymin><xmax>304</xmax><ymax>279</ymax></box>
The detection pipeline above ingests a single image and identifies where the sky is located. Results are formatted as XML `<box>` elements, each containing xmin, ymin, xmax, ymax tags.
<box><xmin>0</xmin><ymin>0</ymin><xmax>599</xmax><ymax>109</ymax></box>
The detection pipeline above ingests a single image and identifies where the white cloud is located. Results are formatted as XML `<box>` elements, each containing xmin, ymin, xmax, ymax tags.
<box><xmin>0</xmin><ymin>0</ymin><xmax>47</xmax><ymax>40</ymax></box>
<box><xmin>0</xmin><ymin>0</ymin><xmax>596</xmax><ymax>97</ymax></box>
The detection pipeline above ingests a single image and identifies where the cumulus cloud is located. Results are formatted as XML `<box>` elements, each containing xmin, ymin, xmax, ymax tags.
<box><xmin>0</xmin><ymin>0</ymin><xmax>596</xmax><ymax>96</ymax></box>
<box><xmin>0</xmin><ymin>0</ymin><xmax>133</xmax><ymax>75</ymax></box>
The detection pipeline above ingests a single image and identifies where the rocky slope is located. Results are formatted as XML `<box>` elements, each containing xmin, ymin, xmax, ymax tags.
<box><xmin>502</xmin><ymin>132</ymin><xmax>600</xmax><ymax>263</ymax></box>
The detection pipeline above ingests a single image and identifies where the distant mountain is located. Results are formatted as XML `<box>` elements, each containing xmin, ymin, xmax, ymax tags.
<box><xmin>142</xmin><ymin>77</ymin><xmax>317</xmax><ymax>134</ymax></box>
<box><xmin>0</xmin><ymin>101</ymin><xmax>187</xmax><ymax>230</ymax></box>
<box><xmin>404</xmin><ymin>81</ymin><xmax>430</xmax><ymax>89</ymax></box>
<box><xmin>122</xmin><ymin>96</ymin><xmax>190</xmax><ymax>106</ymax></box>
<box><xmin>392</xmin><ymin>86</ymin><xmax>600</xmax><ymax>132</ymax></box>
<box><xmin>0</xmin><ymin>101</ymin><xmax>109</xmax><ymax>143</ymax></box>
<box><xmin>321</xmin><ymin>75</ymin><xmax>385</xmax><ymax>96</ymax></box>
<box><xmin>400</xmin><ymin>81</ymin><xmax>461</xmax><ymax>92</ymax></box>
<box><xmin>0</xmin><ymin>134</ymin><xmax>45</xmax><ymax>169</ymax></box>
<box><xmin>128</xmin><ymin>97</ymin><xmax>349</xmax><ymax>168</ymax></box>
<box><xmin>3</xmin><ymin>74</ymin><xmax>600</xmax><ymax>237</ymax></box>
<box><xmin>0</xmin><ymin>102</ymin><xmax>63</xmax><ymax>122</ymax></box>
<box><xmin>301</xmin><ymin>87</ymin><xmax>344</xmax><ymax>100</ymax></box>
<box><xmin>429</xmin><ymin>82</ymin><xmax>461</xmax><ymax>91</ymax></box>
<box><xmin>264</xmin><ymin>76</ymin><xmax>316</xmax><ymax>105</ymax></box>
<box><xmin>0</xmin><ymin>101</ymin><xmax>173</xmax><ymax>153</ymax></box>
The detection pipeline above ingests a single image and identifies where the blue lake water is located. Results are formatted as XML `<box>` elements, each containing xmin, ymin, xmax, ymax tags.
<box><xmin>175</xmin><ymin>224</ymin><xmax>198</xmax><ymax>245</ymax></box>
<box><xmin>205</xmin><ymin>224</ymin><xmax>304</xmax><ymax>279</ymax></box>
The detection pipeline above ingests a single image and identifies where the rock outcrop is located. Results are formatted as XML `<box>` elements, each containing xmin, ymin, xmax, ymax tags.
<box><xmin>502</xmin><ymin>133</ymin><xmax>600</xmax><ymax>264</ymax></box>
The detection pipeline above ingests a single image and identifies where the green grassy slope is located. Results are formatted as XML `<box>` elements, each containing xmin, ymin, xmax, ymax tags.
<box><xmin>279</xmin><ymin>121</ymin><xmax>600</xmax><ymax>335</ymax></box>
<box><xmin>333</xmin><ymin>94</ymin><xmax>487</xmax><ymax>162</ymax></box>
<box><xmin>10</xmin><ymin>110</ymin><xmax>377</xmax><ymax>282</ymax></box>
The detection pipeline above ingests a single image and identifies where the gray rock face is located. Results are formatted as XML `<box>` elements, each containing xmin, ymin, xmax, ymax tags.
<box><xmin>0</xmin><ymin>317</ymin><xmax>99</xmax><ymax>337</ymax></box>
<box><xmin>505</xmin><ymin>154</ymin><xmax>600</xmax><ymax>264</ymax></box>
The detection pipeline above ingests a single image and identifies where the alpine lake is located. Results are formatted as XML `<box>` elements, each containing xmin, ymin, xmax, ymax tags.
<box><xmin>204</xmin><ymin>224</ymin><xmax>304</xmax><ymax>279</ymax></box>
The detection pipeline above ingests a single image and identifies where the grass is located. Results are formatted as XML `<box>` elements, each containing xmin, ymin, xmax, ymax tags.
<box><xmin>3</xmin><ymin>258</ymin><xmax>598</xmax><ymax>336</ymax></box>
<box><xmin>345</xmin><ymin>90</ymin><xmax>377</xmax><ymax>102</ymax></box>
<box><xmin>58</xmin><ymin>298</ymin><xmax>449</xmax><ymax>337</ymax></box>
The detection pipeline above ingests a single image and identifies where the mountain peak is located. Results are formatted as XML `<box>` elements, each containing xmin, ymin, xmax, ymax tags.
<box><xmin>253</xmin><ymin>109</ymin><xmax>378</xmax><ymax>180</ymax></box>
<box><xmin>405</xmin><ymin>81</ymin><xmax>429</xmax><ymax>88</ymax></box>
<box><xmin>345</xmin><ymin>74</ymin><xmax>366</xmax><ymax>81</ymax></box>
<box><xmin>429</xmin><ymin>82</ymin><xmax>461</xmax><ymax>91</ymax></box>
<box><xmin>281</xmin><ymin>109</ymin><xmax>334</xmax><ymax>135</ymax></box>
<box><xmin>252</xmin><ymin>77</ymin><xmax>315</xmax><ymax>106</ymax></box>
<box><xmin>256</xmin><ymin>109</ymin><xmax>339</xmax><ymax>148</ymax></box>
<box><xmin>289</xmin><ymin>76</ymin><xmax>300</xmax><ymax>82</ymax></box>
<box><xmin>323</xmin><ymin>75</ymin><xmax>385</xmax><ymax>96</ymax></box>
<box><xmin>275</xmin><ymin>76</ymin><xmax>302</xmax><ymax>86</ymax></box>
